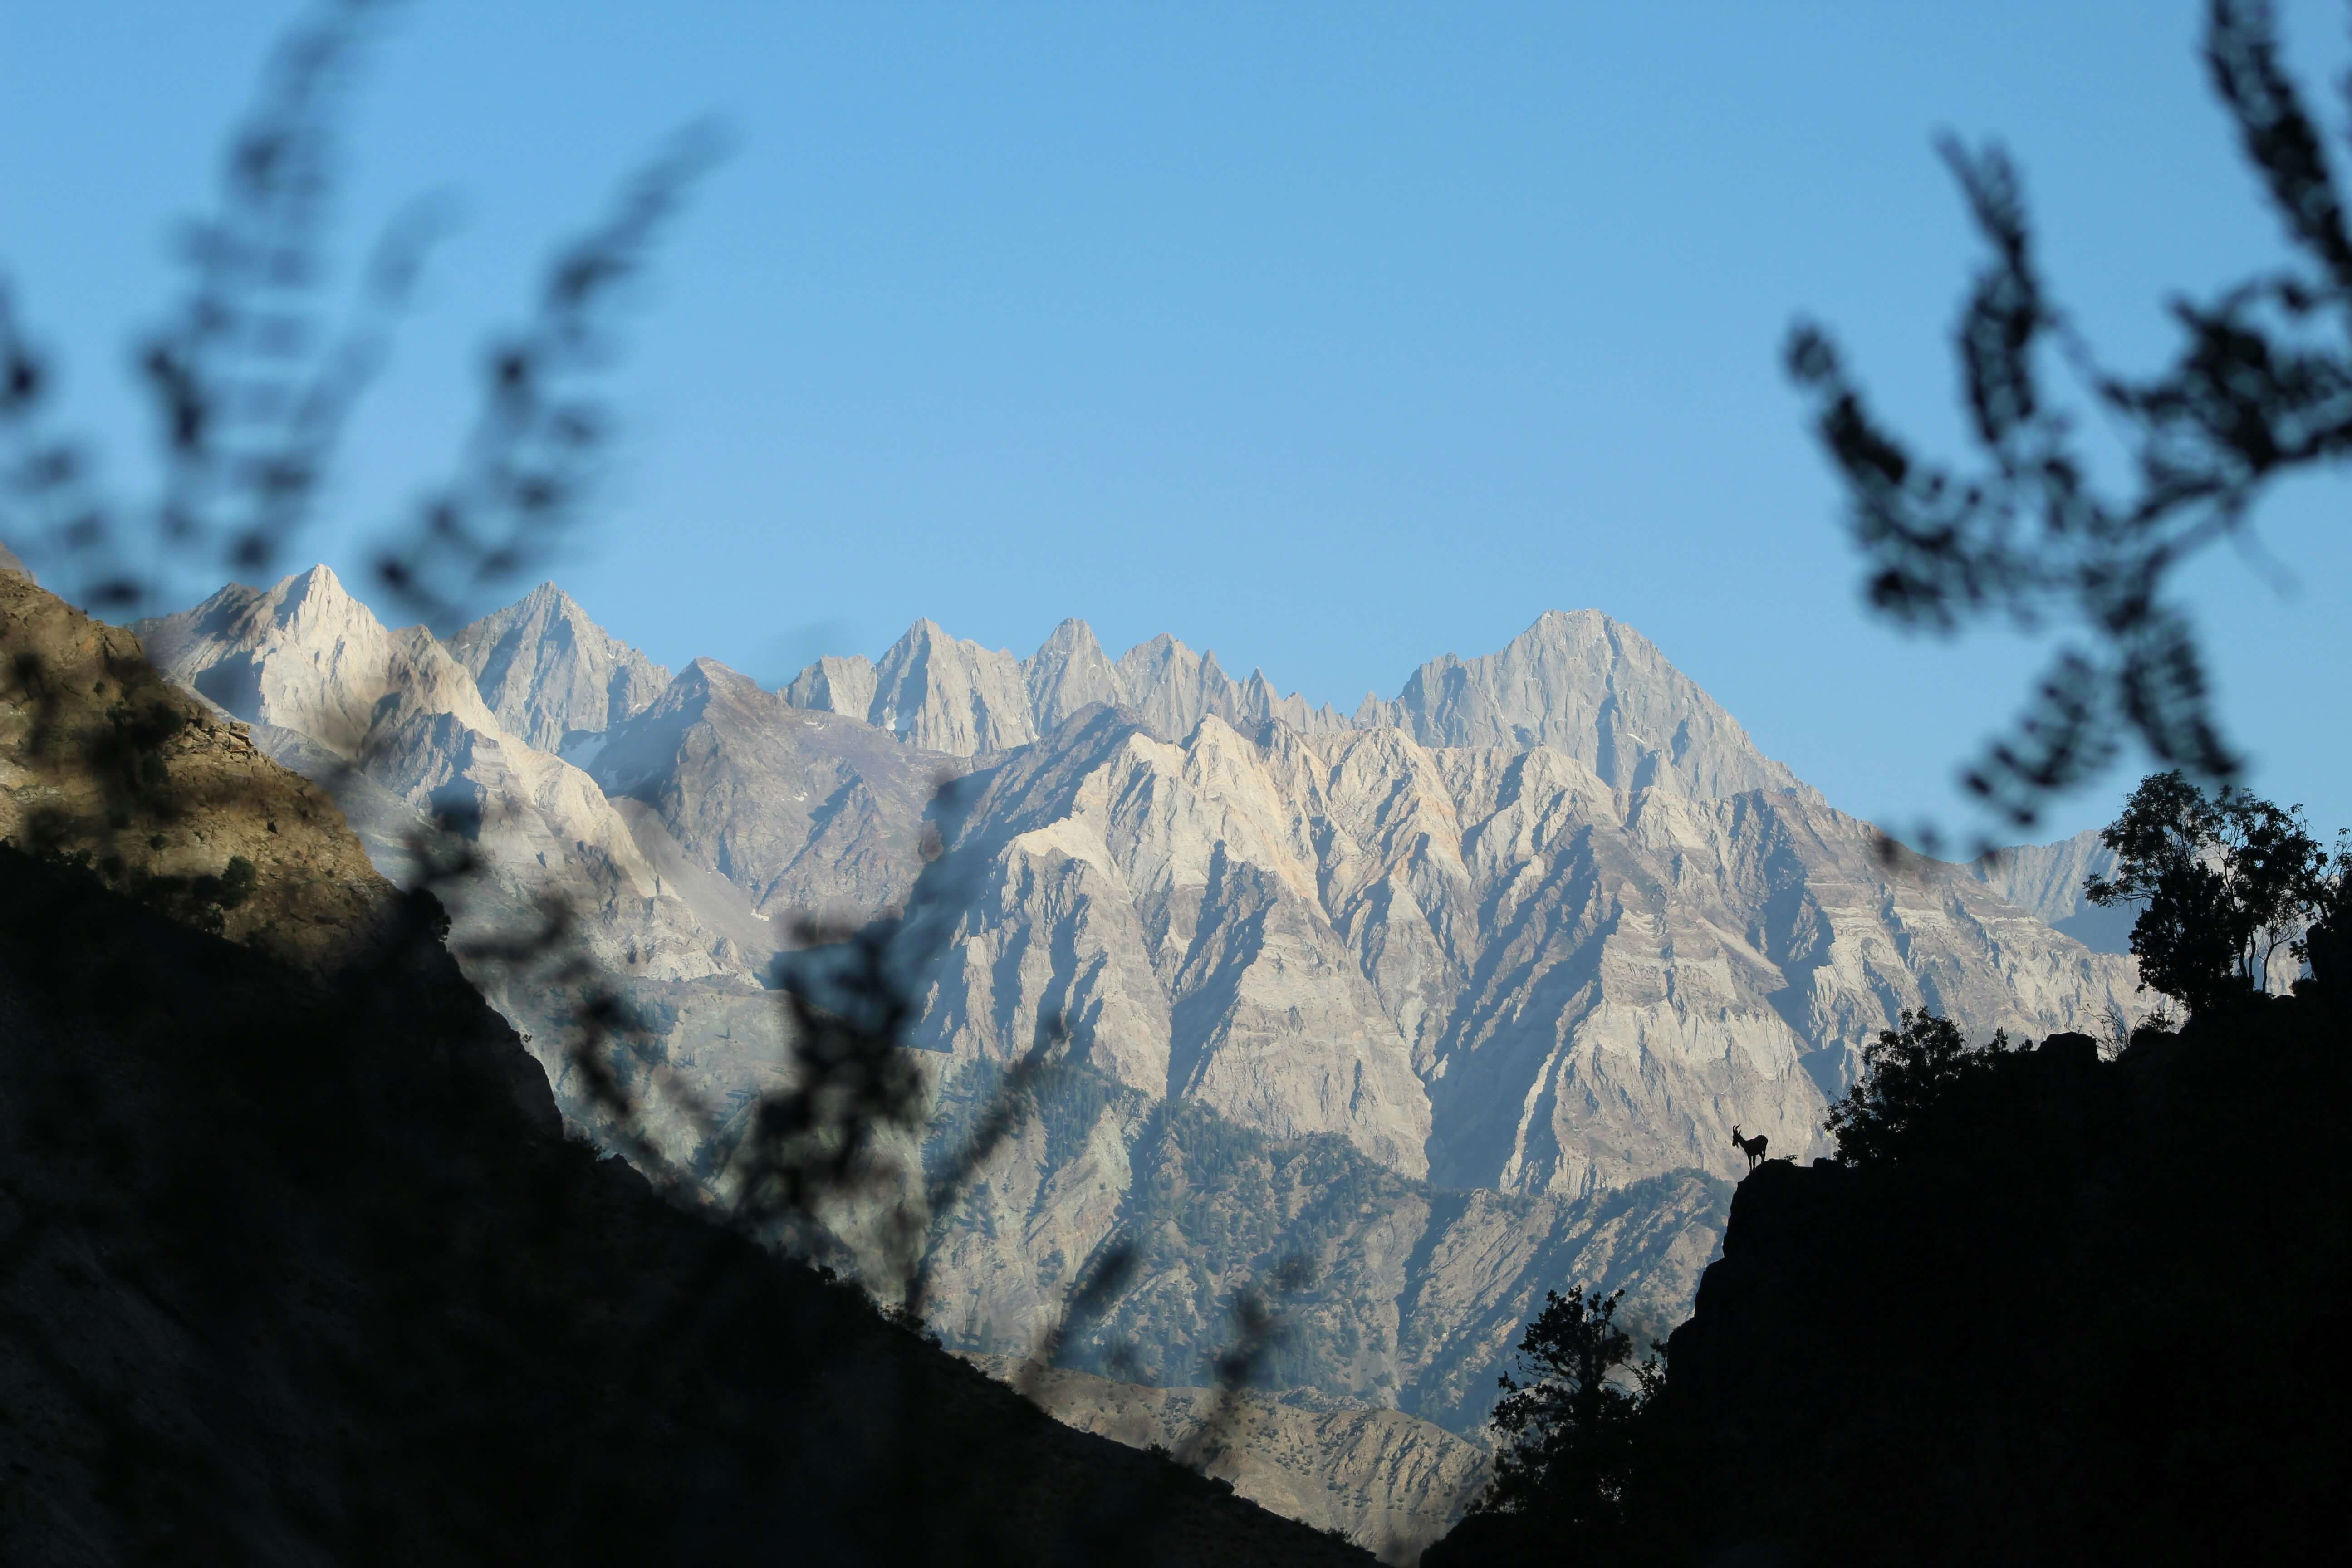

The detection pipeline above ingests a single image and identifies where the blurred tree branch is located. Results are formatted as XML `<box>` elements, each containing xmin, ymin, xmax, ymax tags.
<box><xmin>1789</xmin><ymin>0</ymin><xmax>2352</xmax><ymax>829</ymax></box>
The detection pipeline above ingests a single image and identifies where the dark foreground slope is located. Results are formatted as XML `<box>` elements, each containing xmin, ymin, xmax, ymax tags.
<box><xmin>1663</xmin><ymin>1013</ymin><xmax>2352</xmax><ymax>1564</ymax></box>
<box><xmin>0</xmin><ymin>848</ymin><xmax>1368</xmax><ymax>1566</ymax></box>
<box><xmin>1437</xmin><ymin>1007</ymin><xmax>2352</xmax><ymax>1566</ymax></box>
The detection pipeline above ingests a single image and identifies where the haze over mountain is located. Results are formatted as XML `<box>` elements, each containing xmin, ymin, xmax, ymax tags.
<box><xmin>121</xmin><ymin>566</ymin><xmax>2143</xmax><ymax>1540</ymax></box>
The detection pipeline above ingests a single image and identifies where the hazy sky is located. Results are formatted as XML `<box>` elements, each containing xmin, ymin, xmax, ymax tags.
<box><xmin>6</xmin><ymin>1</ymin><xmax>2352</xmax><ymax>847</ymax></box>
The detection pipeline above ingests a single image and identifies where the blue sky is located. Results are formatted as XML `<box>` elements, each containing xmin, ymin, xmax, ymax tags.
<box><xmin>6</xmin><ymin>1</ymin><xmax>2352</xmax><ymax>847</ymax></box>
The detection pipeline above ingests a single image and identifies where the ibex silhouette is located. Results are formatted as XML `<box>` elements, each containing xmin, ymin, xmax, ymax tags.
<box><xmin>1732</xmin><ymin>1126</ymin><xmax>1769</xmax><ymax>1171</ymax></box>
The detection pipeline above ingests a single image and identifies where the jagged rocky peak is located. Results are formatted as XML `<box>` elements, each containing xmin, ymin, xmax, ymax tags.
<box><xmin>1022</xmin><ymin>617</ymin><xmax>1122</xmax><ymax>731</ymax></box>
<box><xmin>445</xmin><ymin>582</ymin><xmax>671</xmax><ymax>753</ymax></box>
<box><xmin>782</xmin><ymin>653</ymin><xmax>879</xmax><ymax>724</ymax></box>
<box><xmin>132</xmin><ymin>564</ymin><xmax>497</xmax><ymax>756</ymax></box>
<box><xmin>592</xmin><ymin>653</ymin><xmax>951</xmax><ymax>920</ymax></box>
<box><xmin>1359</xmin><ymin>608</ymin><xmax>1812</xmax><ymax>802</ymax></box>
<box><xmin>1110</xmin><ymin>632</ymin><xmax>1350</xmax><ymax>742</ymax></box>
<box><xmin>784</xmin><ymin>617</ymin><xmax>1349</xmax><ymax>757</ymax></box>
<box><xmin>782</xmin><ymin>619</ymin><xmax>1039</xmax><ymax>755</ymax></box>
<box><xmin>870</xmin><ymin>618</ymin><xmax>1039</xmax><ymax>755</ymax></box>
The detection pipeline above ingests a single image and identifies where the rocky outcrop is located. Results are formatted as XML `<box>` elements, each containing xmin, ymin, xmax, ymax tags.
<box><xmin>911</xmin><ymin>704</ymin><xmax>2140</xmax><ymax>1195</ymax></box>
<box><xmin>113</xmin><ymin>568</ymin><xmax>2155</xmax><ymax>1539</ymax></box>
<box><xmin>445</xmin><ymin>581</ymin><xmax>670</xmax><ymax>752</ymax></box>
<box><xmin>129</xmin><ymin>568</ymin><xmax>769</xmax><ymax>1116</ymax></box>
<box><xmin>129</xmin><ymin>570</ymin><xmax>2146</xmax><ymax>1202</ymax></box>
<box><xmin>783</xmin><ymin>653</ymin><xmax>880</xmax><ymax>729</ymax></box>
<box><xmin>1</xmin><ymin>571</ymin><xmax>393</xmax><ymax>971</ymax></box>
<box><xmin>135</xmin><ymin>564</ymin><xmax>502</xmax><ymax>758</ymax></box>
<box><xmin>1112</xmin><ymin>632</ymin><xmax>1353</xmax><ymax>741</ymax></box>
<box><xmin>869</xmin><ymin>619</ymin><xmax>1039</xmax><ymax>755</ymax></box>
<box><xmin>974</xmin><ymin>1357</ymin><xmax>1491</xmax><ymax>1558</ymax></box>
<box><xmin>917</xmin><ymin>707</ymin><xmax>1435</xmax><ymax>1173</ymax></box>
<box><xmin>781</xmin><ymin>621</ymin><xmax>1037</xmax><ymax>755</ymax></box>
<box><xmin>1024</xmin><ymin>617</ymin><xmax>1124</xmax><ymax>731</ymax></box>
<box><xmin>1634</xmin><ymin>1011</ymin><xmax>2352</xmax><ymax>1565</ymax></box>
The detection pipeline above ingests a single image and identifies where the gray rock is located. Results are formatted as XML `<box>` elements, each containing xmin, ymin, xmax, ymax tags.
<box><xmin>445</xmin><ymin>582</ymin><xmax>671</xmax><ymax>752</ymax></box>
<box><xmin>1969</xmin><ymin>827</ymin><xmax>2135</xmax><ymax>954</ymax></box>
<box><xmin>1022</xmin><ymin>618</ymin><xmax>1123</xmax><ymax>733</ymax></box>
<box><xmin>1359</xmin><ymin>608</ymin><xmax>1814</xmax><ymax>802</ymax></box>
<box><xmin>781</xmin><ymin>653</ymin><xmax>879</xmax><ymax>725</ymax></box>
<box><xmin>1113</xmin><ymin>632</ymin><xmax>1352</xmax><ymax>741</ymax></box>
<box><xmin>591</xmin><ymin>656</ymin><xmax>951</xmax><ymax>921</ymax></box>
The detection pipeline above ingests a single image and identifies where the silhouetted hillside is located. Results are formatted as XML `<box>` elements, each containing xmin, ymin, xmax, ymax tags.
<box><xmin>0</xmin><ymin>849</ymin><xmax>1369</xmax><ymax>1563</ymax></box>
<box><xmin>1433</xmin><ymin>1003</ymin><xmax>2352</xmax><ymax>1565</ymax></box>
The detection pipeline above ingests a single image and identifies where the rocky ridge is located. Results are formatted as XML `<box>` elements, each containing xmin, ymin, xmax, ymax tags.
<box><xmin>107</xmin><ymin>569</ymin><xmax>2141</xmax><ymax>1471</ymax></box>
<box><xmin>132</xmin><ymin>568</ymin><xmax>766</xmax><ymax>994</ymax></box>
<box><xmin>787</xmin><ymin>616</ymin><xmax>1351</xmax><ymax>755</ymax></box>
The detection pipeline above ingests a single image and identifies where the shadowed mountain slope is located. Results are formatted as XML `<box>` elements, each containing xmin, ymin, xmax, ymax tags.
<box><xmin>0</xmin><ymin>848</ymin><xmax>1376</xmax><ymax>1567</ymax></box>
<box><xmin>974</xmin><ymin>1356</ymin><xmax>1491</xmax><ymax>1558</ymax></box>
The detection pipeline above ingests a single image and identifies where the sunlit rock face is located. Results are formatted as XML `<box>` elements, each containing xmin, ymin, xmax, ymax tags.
<box><xmin>910</xmin><ymin>705</ymin><xmax>2137</xmax><ymax>1195</ymax></box>
<box><xmin>783</xmin><ymin>618</ymin><xmax>1350</xmax><ymax>756</ymax></box>
<box><xmin>132</xmin><ymin>567</ymin><xmax>749</xmax><ymax>992</ymax></box>
<box><xmin>138</xmin><ymin>570</ymin><xmax>2141</xmax><ymax>1198</ymax></box>
<box><xmin>446</xmin><ymin>581</ymin><xmax>671</xmax><ymax>753</ymax></box>
<box><xmin>1358</xmin><ymin>608</ymin><xmax>1816</xmax><ymax>803</ymax></box>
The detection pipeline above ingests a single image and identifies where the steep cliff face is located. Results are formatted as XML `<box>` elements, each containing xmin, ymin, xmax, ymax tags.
<box><xmin>131</xmin><ymin>567</ymin><xmax>760</xmax><ymax>1035</ymax></box>
<box><xmin>1024</xmin><ymin>617</ymin><xmax>1124</xmax><ymax>730</ymax></box>
<box><xmin>914</xmin><ymin>706</ymin><xmax>2137</xmax><ymax>1195</ymax></box>
<box><xmin>785</xmin><ymin>618</ymin><xmax>1349</xmax><ymax>755</ymax></box>
<box><xmin>109</xmin><ymin>568</ymin><xmax>2153</xmax><ymax>1539</ymax></box>
<box><xmin>1968</xmin><ymin>827</ymin><xmax>2134</xmax><ymax>955</ymax></box>
<box><xmin>1111</xmin><ymin>633</ymin><xmax>1353</xmax><ymax>741</ymax></box>
<box><xmin>446</xmin><ymin>581</ymin><xmax>671</xmax><ymax>752</ymax></box>
<box><xmin>135</xmin><ymin>565</ymin><xmax>502</xmax><ymax>757</ymax></box>
<box><xmin>132</xmin><ymin>568</ymin><xmax>2142</xmax><ymax>1200</ymax></box>
<box><xmin>591</xmin><ymin>656</ymin><xmax>951</xmax><ymax>920</ymax></box>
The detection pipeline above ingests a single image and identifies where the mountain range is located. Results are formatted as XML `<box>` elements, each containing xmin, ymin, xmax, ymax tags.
<box><xmin>118</xmin><ymin>564</ymin><xmax>2143</xmax><ymax>1541</ymax></box>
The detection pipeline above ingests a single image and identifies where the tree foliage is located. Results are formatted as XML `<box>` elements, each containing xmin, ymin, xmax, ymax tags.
<box><xmin>2086</xmin><ymin>769</ymin><xmax>2337</xmax><ymax>1014</ymax></box>
<box><xmin>1477</xmin><ymin>1285</ymin><xmax>1659</xmax><ymax>1542</ymax></box>
<box><xmin>1824</xmin><ymin>1009</ymin><xmax>2014</xmax><ymax>1166</ymax></box>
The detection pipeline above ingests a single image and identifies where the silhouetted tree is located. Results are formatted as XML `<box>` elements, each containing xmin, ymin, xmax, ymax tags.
<box><xmin>2087</xmin><ymin>769</ymin><xmax>2334</xmax><ymax>1014</ymax></box>
<box><xmin>1788</xmin><ymin>0</ymin><xmax>2352</xmax><ymax>830</ymax></box>
<box><xmin>1475</xmin><ymin>1286</ymin><xmax>1658</xmax><ymax>1544</ymax></box>
<box><xmin>1824</xmin><ymin>1009</ymin><xmax>2014</xmax><ymax>1165</ymax></box>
